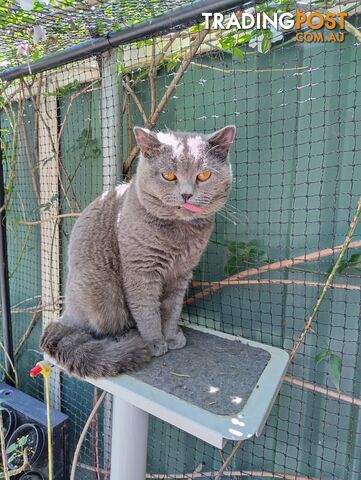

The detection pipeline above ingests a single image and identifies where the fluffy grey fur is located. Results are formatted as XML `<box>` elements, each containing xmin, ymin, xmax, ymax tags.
<box><xmin>41</xmin><ymin>125</ymin><xmax>236</xmax><ymax>378</ymax></box>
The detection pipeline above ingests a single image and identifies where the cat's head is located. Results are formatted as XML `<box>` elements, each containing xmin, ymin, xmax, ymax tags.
<box><xmin>133</xmin><ymin>126</ymin><xmax>236</xmax><ymax>221</ymax></box>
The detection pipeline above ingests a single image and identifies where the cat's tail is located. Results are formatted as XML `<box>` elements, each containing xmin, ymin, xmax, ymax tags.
<box><xmin>40</xmin><ymin>322</ymin><xmax>151</xmax><ymax>378</ymax></box>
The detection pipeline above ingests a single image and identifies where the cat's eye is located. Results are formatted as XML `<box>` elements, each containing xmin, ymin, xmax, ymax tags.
<box><xmin>162</xmin><ymin>172</ymin><xmax>177</xmax><ymax>181</ymax></box>
<box><xmin>197</xmin><ymin>171</ymin><xmax>212</xmax><ymax>182</ymax></box>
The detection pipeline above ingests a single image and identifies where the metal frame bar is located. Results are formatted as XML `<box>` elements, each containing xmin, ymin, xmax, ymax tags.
<box><xmin>0</xmin><ymin>0</ymin><xmax>254</xmax><ymax>83</ymax></box>
<box><xmin>0</xmin><ymin>120</ymin><xmax>15</xmax><ymax>385</ymax></box>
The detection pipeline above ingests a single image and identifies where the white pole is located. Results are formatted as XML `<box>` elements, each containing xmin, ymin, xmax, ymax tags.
<box><xmin>101</xmin><ymin>48</ymin><xmax>122</xmax><ymax>471</ymax></box>
<box><xmin>101</xmin><ymin>49</ymin><xmax>122</xmax><ymax>191</ymax></box>
<box><xmin>110</xmin><ymin>396</ymin><xmax>149</xmax><ymax>480</ymax></box>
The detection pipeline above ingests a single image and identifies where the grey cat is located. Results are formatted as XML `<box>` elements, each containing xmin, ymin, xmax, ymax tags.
<box><xmin>41</xmin><ymin>125</ymin><xmax>236</xmax><ymax>378</ymax></box>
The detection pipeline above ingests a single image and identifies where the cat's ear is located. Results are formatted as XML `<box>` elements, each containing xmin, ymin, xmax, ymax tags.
<box><xmin>208</xmin><ymin>125</ymin><xmax>236</xmax><ymax>160</ymax></box>
<box><xmin>134</xmin><ymin>127</ymin><xmax>161</xmax><ymax>157</ymax></box>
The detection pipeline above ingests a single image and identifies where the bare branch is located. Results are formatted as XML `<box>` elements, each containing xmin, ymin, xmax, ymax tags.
<box><xmin>215</xmin><ymin>440</ymin><xmax>242</xmax><ymax>480</ymax></box>
<box><xmin>145</xmin><ymin>470</ymin><xmax>318</xmax><ymax>479</ymax></box>
<box><xmin>14</xmin><ymin>311</ymin><xmax>41</xmax><ymax>358</ymax></box>
<box><xmin>190</xmin><ymin>62</ymin><xmax>309</xmax><ymax>74</ymax></box>
<box><xmin>19</xmin><ymin>212</ymin><xmax>81</xmax><ymax>226</ymax></box>
<box><xmin>123</xmin><ymin>77</ymin><xmax>148</xmax><ymax>125</ymax></box>
<box><xmin>284</xmin><ymin>375</ymin><xmax>361</xmax><ymax>407</ymax></box>
<box><xmin>58</xmin><ymin>80</ymin><xmax>98</xmax><ymax>143</ymax></box>
<box><xmin>185</xmin><ymin>240</ymin><xmax>361</xmax><ymax>305</ymax></box>
<box><xmin>70</xmin><ymin>391</ymin><xmax>106</xmax><ymax>480</ymax></box>
<box><xmin>191</xmin><ymin>279</ymin><xmax>361</xmax><ymax>291</ymax></box>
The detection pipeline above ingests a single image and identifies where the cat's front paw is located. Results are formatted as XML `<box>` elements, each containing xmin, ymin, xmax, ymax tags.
<box><xmin>149</xmin><ymin>340</ymin><xmax>168</xmax><ymax>357</ymax></box>
<box><xmin>167</xmin><ymin>330</ymin><xmax>186</xmax><ymax>350</ymax></box>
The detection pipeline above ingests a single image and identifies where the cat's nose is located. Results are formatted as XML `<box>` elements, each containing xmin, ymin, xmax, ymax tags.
<box><xmin>182</xmin><ymin>193</ymin><xmax>193</xmax><ymax>202</ymax></box>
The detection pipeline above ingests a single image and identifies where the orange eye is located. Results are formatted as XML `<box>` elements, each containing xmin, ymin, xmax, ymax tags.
<box><xmin>197</xmin><ymin>171</ymin><xmax>212</xmax><ymax>182</ymax></box>
<box><xmin>162</xmin><ymin>172</ymin><xmax>177</xmax><ymax>181</ymax></box>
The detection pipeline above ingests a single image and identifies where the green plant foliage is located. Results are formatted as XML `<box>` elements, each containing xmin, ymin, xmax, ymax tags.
<box><xmin>212</xmin><ymin>239</ymin><xmax>271</xmax><ymax>276</ymax></box>
<box><xmin>165</xmin><ymin>54</ymin><xmax>180</xmax><ymax>73</ymax></box>
<box><xmin>6</xmin><ymin>435</ymin><xmax>28</xmax><ymax>464</ymax></box>
<box><xmin>188</xmin><ymin>22</ymin><xmax>205</xmax><ymax>33</ymax></box>
<box><xmin>261</xmin><ymin>29</ymin><xmax>274</xmax><ymax>54</ymax></box>
<box><xmin>327</xmin><ymin>251</ymin><xmax>361</xmax><ymax>276</ymax></box>
<box><xmin>315</xmin><ymin>350</ymin><xmax>343</xmax><ymax>391</ymax></box>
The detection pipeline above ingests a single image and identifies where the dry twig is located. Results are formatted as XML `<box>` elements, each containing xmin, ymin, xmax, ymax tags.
<box><xmin>123</xmin><ymin>77</ymin><xmax>148</xmax><ymax>125</ymax></box>
<box><xmin>19</xmin><ymin>212</ymin><xmax>81</xmax><ymax>226</ymax></box>
<box><xmin>145</xmin><ymin>471</ymin><xmax>318</xmax><ymax>479</ymax></box>
<box><xmin>185</xmin><ymin>240</ymin><xmax>361</xmax><ymax>305</ymax></box>
<box><xmin>191</xmin><ymin>279</ymin><xmax>361</xmax><ymax>291</ymax></box>
<box><xmin>14</xmin><ymin>311</ymin><xmax>41</xmax><ymax>358</ymax></box>
<box><xmin>70</xmin><ymin>391</ymin><xmax>106</xmax><ymax>480</ymax></box>
<box><xmin>284</xmin><ymin>375</ymin><xmax>361</xmax><ymax>407</ymax></box>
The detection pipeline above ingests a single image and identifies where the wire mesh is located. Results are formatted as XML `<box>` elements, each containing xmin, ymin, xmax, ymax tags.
<box><xmin>0</xmin><ymin>0</ymin><xmax>192</xmax><ymax>68</ymax></box>
<box><xmin>0</xmin><ymin>2</ymin><xmax>361</xmax><ymax>479</ymax></box>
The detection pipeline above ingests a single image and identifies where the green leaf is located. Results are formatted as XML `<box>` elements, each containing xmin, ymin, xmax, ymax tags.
<box><xmin>229</xmin><ymin>47</ymin><xmax>245</xmax><ymax>62</ymax></box>
<box><xmin>8</xmin><ymin>453</ymin><xmax>17</xmax><ymax>463</ymax></box>
<box><xmin>234</xmin><ymin>33</ymin><xmax>251</xmax><ymax>45</ymax></box>
<box><xmin>328</xmin><ymin>354</ymin><xmax>342</xmax><ymax>391</ymax></box>
<box><xmin>348</xmin><ymin>253</ymin><xmax>361</xmax><ymax>269</ymax></box>
<box><xmin>314</xmin><ymin>350</ymin><xmax>329</xmax><ymax>366</ymax></box>
<box><xmin>217</xmin><ymin>34</ymin><xmax>233</xmax><ymax>50</ymax></box>
<box><xmin>189</xmin><ymin>22</ymin><xmax>205</xmax><ymax>33</ymax></box>
<box><xmin>330</xmin><ymin>251</ymin><xmax>361</xmax><ymax>276</ymax></box>
<box><xmin>250</xmin><ymin>29</ymin><xmax>263</xmax><ymax>39</ymax></box>
<box><xmin>18</xmin><ymin>435</ymin><xmax>28</xmax><ymax>447</ymax></box>
<box><xmin>6</xmin><ymin>443</ymin><xmax>18</xmax><ymax>454</ymax></box>
<box><xmin>217</xmin><ymin>239</ymin><xmax>270</xmax><ymax>277</ymax></box>
<box><xmin>224</xmin><ymin>256</ymin><xmax>238</xmax><ymax>276</ymax></box>
<box><xmin>32</xmin><ymin>49</ymin><xmax>39</xmax><ymax>62</ymax></box>
<box><xmin>165</xmin><ymin>55</ymin><xmax>179</xmax><ymax>73</ymax></box>
<box><xmin>261</xmin><ymin>30</ymin><xmax>273</xmax><ymax>54</ymax></box>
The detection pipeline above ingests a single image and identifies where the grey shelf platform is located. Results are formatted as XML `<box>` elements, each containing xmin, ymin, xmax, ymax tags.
<box><xmin>87</xmin><ymin>324</ymin><xmax>289</xmax><ymax>449</ymax></box>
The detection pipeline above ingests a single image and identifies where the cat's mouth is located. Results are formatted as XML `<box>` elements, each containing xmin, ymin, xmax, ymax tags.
<box><xmin>179</xmin><ymin>202</ymin><xmax>204</xmax><ymax>214</ymax></box>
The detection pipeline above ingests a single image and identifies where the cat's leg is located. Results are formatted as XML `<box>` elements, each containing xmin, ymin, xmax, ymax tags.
<box><xmin>124</xmin><ymin>273</ymin><xmax>168</xmax><ymax>357</ymax></box>
<box><xmin>161</xmin><ymin>276</ymin><xmax>190</xmax><ymax>350</ymax></box>
<box><xmin>65</xmin><ymin>272</ymin><xmax>131</xmax><ymax>336</ymax></box>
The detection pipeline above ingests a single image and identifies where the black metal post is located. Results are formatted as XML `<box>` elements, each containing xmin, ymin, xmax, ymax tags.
<box><xmin>0</xmin><ymin>125</ymin><xmax>15</xmax><ymax>385</ymax></box>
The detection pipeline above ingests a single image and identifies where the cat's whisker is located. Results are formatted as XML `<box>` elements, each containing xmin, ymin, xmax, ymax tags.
<box><xmin>222</xmin><ymin>205</ymin><xmax>249</xmax><ymax>224</ymax></box>
<box><xmin>219</xmin><ymin>209</ymin><xmax>240</xmax><ymax>225</ymax></box>
<box><xmin>223</xmin><ymin>202</ymin><xmax>248</xmax><ymax>218</ymax></box>
<box><xmin>216</xmin><ymin>210</ymin><xmax>239</xmax><ymax>226</ymax></box>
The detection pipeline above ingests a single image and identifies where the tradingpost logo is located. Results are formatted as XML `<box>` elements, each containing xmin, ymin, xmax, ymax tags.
<box><xmin>202</xmin><ymin>10</ymin><xmax>348</xmax><ymax>44</ymax></box>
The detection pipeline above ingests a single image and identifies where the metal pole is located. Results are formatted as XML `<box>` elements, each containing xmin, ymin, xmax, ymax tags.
<box><xmin>0</xmin><ymin>0</ymin><xmax>254</xmax><ymax>82</ymax></box>
<box><xmin>110</xmin><ymin>396</ymin><xmax>149</xmax><ymax>480</ymax></box>
<box><xmin>0</xmin><ymin>126</ymin><xmax>14</xmax><ymax>384</ymax></box>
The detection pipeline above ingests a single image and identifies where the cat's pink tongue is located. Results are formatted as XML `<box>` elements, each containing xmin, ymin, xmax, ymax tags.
<box><xmin>182</xmin><ymin>202</ymin><xmax>203</xmax><ymax>213</ymax></box>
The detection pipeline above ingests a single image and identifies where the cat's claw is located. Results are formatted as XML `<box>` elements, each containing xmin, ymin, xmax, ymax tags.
<box><xmin>149</xmin><ymin>340</ymin><xmax>168</xmax><ymax>357</ymax></box>
<box><xmin>167</xmin><ymin>330</ymin><xmax>187</xmax><ymax>350</ymax></box>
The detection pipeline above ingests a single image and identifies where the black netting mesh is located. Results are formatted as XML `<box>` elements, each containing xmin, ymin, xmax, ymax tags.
<box><xmin>1</xmin><ymin>3</ymin><xmax>361</xmax><ymax>479</ymax></box>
